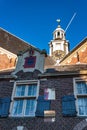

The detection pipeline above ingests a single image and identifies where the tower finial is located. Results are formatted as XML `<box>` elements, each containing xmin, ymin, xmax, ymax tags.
<box><xmin>56</xmin><ymin>19</ymin><xmax>61</xmax><ymax>27</ymax></box>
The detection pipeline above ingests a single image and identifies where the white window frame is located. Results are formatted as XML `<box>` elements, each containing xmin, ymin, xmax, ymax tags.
<box><xmin>73</xmin><ymin>77</ymin><xmax>87</xmax><ymax>116</ymax></box>
<box><xmin>10</xmin><ymin>80</ymin><xmax>39</xmax><ymax>117</ymax></box>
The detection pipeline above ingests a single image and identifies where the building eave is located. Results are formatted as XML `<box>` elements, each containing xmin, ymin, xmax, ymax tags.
<box><xmin>38</xmin><ymin>70</ymin><xmax>87</xmax><ymax>78</ymax></box>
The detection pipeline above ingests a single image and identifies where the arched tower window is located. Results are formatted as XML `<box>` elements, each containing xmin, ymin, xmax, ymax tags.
<box><xmin>57</xmin><ymin>32</ymin><xmax>60</xmax><ymax>36</ymax></box>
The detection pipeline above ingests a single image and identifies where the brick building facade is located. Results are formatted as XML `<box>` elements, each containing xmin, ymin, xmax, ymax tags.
<box><xmin>0</xmin><ymin>26</ymin><xmax>87</xmax><ymax>130</ymax></box>
<box><xmin>0</xmin><ymin>65</ymin><xmax>87</xmax><ymax>130</ymax></box>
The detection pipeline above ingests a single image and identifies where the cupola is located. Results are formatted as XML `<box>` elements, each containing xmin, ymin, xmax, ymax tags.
<box><xmin>49</xmin><ymin>19</ymin><xmax>69</xmax><ymax>63</ymax></box>
<box><xmin>53</xmin><ymin>19</ymin><xmax>65</xmax><ymax>40</ymax></box>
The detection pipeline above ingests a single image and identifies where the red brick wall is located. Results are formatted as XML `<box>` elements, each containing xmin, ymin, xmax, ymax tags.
<box><xmin>0</xmin><ymin>54</ymin><xmax>16</xmax><ymax>70</ymax></box>
<box><xmin>66</xmin><ymin>47</ymin><xmax>87</xmax><ymax>64</ymax></box>
<box><xmin>0</xmin><ymin>71</ymin><xmax>87</xmax><ymax>130</ymax></box>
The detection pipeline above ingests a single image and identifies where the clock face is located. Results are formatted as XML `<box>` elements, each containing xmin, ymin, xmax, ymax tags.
<box><xmin>52</xmin><ymin>50</ymin><xmax>65</xmax><ymax>60</ymax></box>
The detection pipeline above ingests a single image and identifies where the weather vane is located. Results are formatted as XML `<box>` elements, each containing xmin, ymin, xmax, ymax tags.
<box><xmin>56</xmin><ymin>19</ymin><xmax>61</xmax><ymax>27</ymax></box>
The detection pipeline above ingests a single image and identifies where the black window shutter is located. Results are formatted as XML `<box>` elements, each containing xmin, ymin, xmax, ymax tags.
<box><xmin>35</xmin><ymin>96</ymin><xmax>51</xmax><ymax>117</ymax></box>
<box><xmin>62</xmin><ymin>95</ymin><xmax>77</xmax><ymax>117</ymax></box>
<box><xmin>0</xmin><ymin>97</ymin><xmax>11</xmax><ymax>117</ymax></box>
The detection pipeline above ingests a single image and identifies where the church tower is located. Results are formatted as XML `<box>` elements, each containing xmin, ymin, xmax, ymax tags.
<box><xmin>49</xmin><ymin>20</ymin><xmax>69</xmax><ymax>63</ymax></box>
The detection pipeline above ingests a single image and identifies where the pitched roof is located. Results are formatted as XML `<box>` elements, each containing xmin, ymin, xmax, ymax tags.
<box><xmin>0</xmin><ymin>27</ymin><xmax>42</xmax><ymax>55</ymax></box>
<box><xmin>60</xmin><ymin>37</ymin><xmax>87</xmax><ymax>64</ymax></box>
<box><xmin>44</xmin><ymin>56</ymin><xmax>56</xmax><ymax>69</ymax></box>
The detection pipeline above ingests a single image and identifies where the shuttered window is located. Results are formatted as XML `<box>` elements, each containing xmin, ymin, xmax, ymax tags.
<box><xmin>0</xmin><ymin>97</ymin><xmax>11</xmax><ymax>117</ymax></box>
<box><xmin>62</xmin><ymin>95</ymin><xmax>76</xmax><ymax>116</ymax></box>
<box><xmin>35</xmin><ymin>96</ymin><xmax>51</xmax><ymax>117</ymax></box>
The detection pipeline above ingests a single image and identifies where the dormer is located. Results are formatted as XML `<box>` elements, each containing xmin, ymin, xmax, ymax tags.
<box><xmin>13</xmin><ymin>47</ymin><xmax>47</xmax><ymax>74</ymax></box>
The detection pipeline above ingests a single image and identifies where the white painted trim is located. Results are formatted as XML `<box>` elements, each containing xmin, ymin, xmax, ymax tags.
<box><xmin>9</xmin><ymin>81</ymin><xmax>16</xmax><ymax>116</ymax></box>
<box><xmin>15</xmin><ymin>80</ymin><xmax>39</xmax><ymax>84</ymax></box>
<box><xmin>0</xmin><ymin>47</ymin><xmax>17</xmax><ymax>58</ymax></box>
<box><xmin>0</xmin><ymin>67</ymin><xmax>15</xmax><ymax>72</ymax></box>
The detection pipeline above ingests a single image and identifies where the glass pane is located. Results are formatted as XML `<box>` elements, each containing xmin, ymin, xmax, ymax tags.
<box><xmin>78</xmin><ymin>98</ymin><xmax>87</xmax><ymax>115</ymax></box>
<box><xmin>76</xmin><ymin>81</ymin><xmax>87</xmax><ymax>94</ymax></box>
<box><xmin>15</xmin><ymin>85</ymin><xmax>26</xmax><ymax>96</ymax></box>
<box><xmin>25</xmin><ymin>100</ymin><xmax>36</xmax><ymax>116</ymax></box>
<box><xmin>76</xmin><ymin>82</ymin><xmax>82</xmax><ymax>94</ymax></box>
<box><xmin>28</xmin><ymin>84</ymin><xmax>37</xmax><ymax>96</ymax></box>
<box><xmin>12</xmin><ymin>100</ymin><xmax>23</xmax><ymax>116</ymax></box>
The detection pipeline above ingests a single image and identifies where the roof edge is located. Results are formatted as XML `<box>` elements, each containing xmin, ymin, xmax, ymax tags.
<box><xmin>60</xmin><ymin>37</ymin><xmax>87</xmax><ymax>63</ymax></box>
<box><xmin>38</xmin><ymin>70</ymin><xmax>87</xmax><ymax>78</ymax></box>
<box><xmin>0</xmin><ymin>27</ymin><xmax>41</xmax><ymax>52</ymax></box>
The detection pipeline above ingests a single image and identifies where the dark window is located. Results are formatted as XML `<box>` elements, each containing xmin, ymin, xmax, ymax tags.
<box><xmin>23</xmin><ymin>56</ymin><xmax>36</xmax><ymax>68</ymax></box>
<box><xmin>57</xmin><ymin>32</ymin><xmax>60</xmax><ymax>36</ymax></box>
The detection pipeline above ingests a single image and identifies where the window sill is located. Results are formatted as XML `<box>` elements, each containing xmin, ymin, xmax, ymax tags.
<box><xmin>9</xmin><ymin>115</ymin><xmax>35</xmax><ymax>118</ymax></box>
<box><xmin>77</xmin><ymin>115</ymin><xmax>87</xmax><ymax>118</ymax></box>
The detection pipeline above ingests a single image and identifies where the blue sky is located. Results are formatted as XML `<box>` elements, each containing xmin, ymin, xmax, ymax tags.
<box><xmin>0</xmin><ymin>0</ymin><xmax>87</xmax><ymax>53</ymax></box>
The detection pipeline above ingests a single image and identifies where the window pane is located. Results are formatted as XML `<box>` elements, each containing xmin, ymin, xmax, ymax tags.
<box><xmin>28</xmin><ymin>85</ymin><xmax>37</xmax><ymax>96</ymax></box>
<box><xmin>76</xmin><ymin>81</ymin><xmax>87</xmax><ymax>94</ymax></box>
<box><xmin>25</xmin><ymin>100</ymin><xmax>36</xmax><ymax>116</ymax></box>
<box><xmin>78</xmin><ymin>98</ymin><xmax>87</xmax><ymax>115</ymax></box>
<box><xmin>12</xmin><ymin>100</ymin><xmax>23</xmax><ymax>116</ymax></box>
<box><xmin>15</xmin><ymin>85</ymin><xmax>25</xmax><ymax>96</ymax></box>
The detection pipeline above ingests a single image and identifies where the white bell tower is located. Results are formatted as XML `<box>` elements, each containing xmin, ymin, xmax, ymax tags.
<box><xmin>49</xmin><ymin>19</ymin><xmax>69</xmax><ymax>63</ymax></box>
